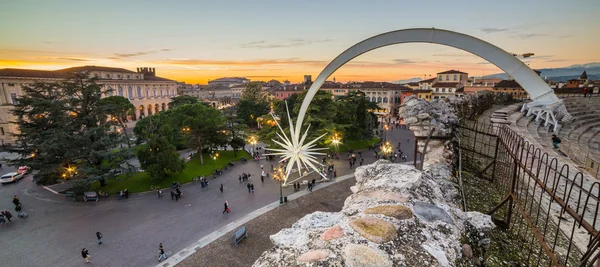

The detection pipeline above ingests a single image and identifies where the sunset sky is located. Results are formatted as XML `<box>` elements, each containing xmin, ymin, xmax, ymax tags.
<box><xmin>1</xmin><ymin>0</ymin><xmax>599</xmax><ymax>84</ymax></box>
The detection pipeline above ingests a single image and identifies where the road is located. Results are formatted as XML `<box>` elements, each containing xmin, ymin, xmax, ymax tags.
<box><xmin>0</xmin><ymin>125</ymin><xmax>414</xmax><ymax>267</ymax></box>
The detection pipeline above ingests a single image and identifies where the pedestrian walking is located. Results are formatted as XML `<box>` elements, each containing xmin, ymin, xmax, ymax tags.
<box><xmin>81</xmin><ymin>248</ymin><xmax>90</xmax><ymax>263</ymax></box>
<box><xmin>223</xmin><ymin>201</ymin><xmax>230</xmax><ymax>213</ymax></box>
<box><xmin>15</xmin><ymin>204</ymin><xmax>27</xmax><ymax>218</ymax></box>
<box><xmin>96</xmin><ymin>232</ymin><xmax>103</xmax><ymax>244</ymax></box>
<box><xmin>158</xmin><ymin>243</ymin><xmax>167</xmax><ymax>261</ymax></box>
<box><xmin>247</xmin><ymin>183</ymin><xmax>251</xmax><ymax>193</ymax></box>
<box><xmin>12</xmin><ymin>195</ymin><xmax>20</xmax><ymax>206</ymax></box>
<box><xmin>360</xmin><ymin>158</ymin><xmax>364</xmax><ymax>166</ymax></box>
<box><xmin>219</xmin><ymin>184</ymin><xmax>223</xmax><ymax>193</ymax></box>
<box><xmin>251</xmin><ymin>183</ymin><xmax>255</xmax><ymax>193</ymax></box>
<box><xmin>239</xmin><ymin>175</ymin><xmax>242</xmax><ymax>183</ymax></box>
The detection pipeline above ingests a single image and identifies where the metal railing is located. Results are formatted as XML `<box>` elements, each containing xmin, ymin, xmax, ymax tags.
<box><xmin>459</xmin><ymin>120</ymin><xmax>600</xmax><ymax>266</ymax></box>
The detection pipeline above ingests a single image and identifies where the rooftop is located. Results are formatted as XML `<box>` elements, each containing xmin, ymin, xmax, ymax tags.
<box><xmin>0</xmin><ymin>66</ymin><xmax>175</xmax><ymax>82</ymax></box>
<box><xmin>493</xmin><ymin>80</ymin><xmax>522</xmax><ymax>89</ymax></box>
<box><xmin>437</xmin><ymin>69</ymin><xmax>468</xmax><ymax>75</ymax></box>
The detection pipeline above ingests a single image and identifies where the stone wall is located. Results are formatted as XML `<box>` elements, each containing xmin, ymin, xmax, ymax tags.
<box><xmin>253</xmin><ymin>97</ymin><xmax>495</xmax><ymax>267</ymax></box>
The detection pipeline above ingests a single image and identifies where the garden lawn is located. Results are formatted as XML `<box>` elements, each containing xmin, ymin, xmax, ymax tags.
<box><xmin>91</xmin><ymin>150</ymin><xmax>250</xmax><ymax>194</ymax></box>
<box><xmin>331</xmin><ymin>137</ymin><xmax>380</xmax><ymax>152</ymax></box>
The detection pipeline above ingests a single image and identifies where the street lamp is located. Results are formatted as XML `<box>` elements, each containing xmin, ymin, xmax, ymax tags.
<box><xmin>331</xmin><ymin>132</ymin><xmax>341</xmax><ymax>154</ymax></box>
<box><xmin>383</xmin><ymin>124</ymin><xmax>389</xmax><ymax>142</ymax></box>
<box><xmin>210</xmin><ymin>152</ymin><xmax>219</xmax><ymax>173</ymax></box>
<box><xmin>249</xmin><ymin>136</ymin><xmax>258</xmax><ymax>155</ymax></box>
<box><xmin>272</xmin><ymin>168</ymin><xmax>285</xmax><ymax>204</ymax></box>
<box><xmin>381</xmin><ymin>141</ymin><xmax>392</xmax><ymax>159</ymax></box>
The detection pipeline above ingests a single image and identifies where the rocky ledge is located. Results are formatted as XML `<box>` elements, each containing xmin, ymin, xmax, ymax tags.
<box><xmin>252</xmin><ymin>161</ymin><xmax>494</xmax><ymax>267</ymax></box>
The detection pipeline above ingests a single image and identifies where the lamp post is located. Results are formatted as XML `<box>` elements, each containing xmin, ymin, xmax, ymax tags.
<box><xmin>331</xmin><ymin>132</ymin><xmax>341</xmax><ymax>155</ymax></box>
<box><xmin>381</xmin><ymin>141</ymin><xmax>392</xmax><ymax>159</ymax></box>
<box><xmin>383</xmin><ymin>124</ymin><xmax>389</xmax><ymax>142</ymax></box>
<box><xmin>272</xmin><ymin>168</ymin><xmax>285</xmax><ymax>204</ymax></box>
<box><xmin>210</xmin><ymin>152</ymin><xmax>219</xmax><ymax>173</ymax></box>
<box><xmin>249</xmin><ymin>136</ymin><xmax>258</xmax><ymax>155</ymax></box>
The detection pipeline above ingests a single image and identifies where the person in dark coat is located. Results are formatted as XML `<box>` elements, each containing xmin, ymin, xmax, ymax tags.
<box><xmin>96</xmin><ymin>232</ymin><xmax>102</xmax><ymax>244</ymax></box>
<box><xmin>12</xmin><ymin>195</ymin><xmax>20</xmax><ymax>206</ymax></box>
<box><xmin>223</xmin><ymin>201</ymin><xmax>230</xmax><ymax>213</ymax></box>
<box><xmin>81</xmin><ymin>248</ymin><xmax>90</xmax><ymax>263</ymax></box>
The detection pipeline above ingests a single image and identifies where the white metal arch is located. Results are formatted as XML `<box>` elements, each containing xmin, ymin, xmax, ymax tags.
<box><xmin>295</xmin><ymin>28</ymin><xmax>564</xmax><ymax>139</ymax></box>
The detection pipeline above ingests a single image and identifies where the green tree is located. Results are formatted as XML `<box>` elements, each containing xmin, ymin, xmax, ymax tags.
<box><xmin>99</xmin><ymin>96</ymin><xmax>134</xmax><ymax>147</ymax></box>
<box><xmin>335</xmin><ymin>91</ymin><xmax>379</xmax><ymax>139</ymax></box>
<box><xmin>135</xmin><ymin>114</ymin><xmax>184</xmax><ymax>180</ymax></box>
<box><xmin>168</xmin><ymin>95</ymin><xmax>200</xmax><ymax>109</ymax></box>
<box><xmin>10</xmin><ymin>73</ymin><xmax>133</xmax><ymax>187</ymax></box>
<box><xmin>222</xmin><ymin>107</ymin><xmax>247</xmax><ymax>157</ymax></box>
<box><xmin>236</xmin><ymin>83</ymin><xmax>270</xmax><ymax>127</ymax></box>
<box><xmin>170</xmin><ymin>104</ymin><xmax>226</xmax><ymax>164</ymax></box>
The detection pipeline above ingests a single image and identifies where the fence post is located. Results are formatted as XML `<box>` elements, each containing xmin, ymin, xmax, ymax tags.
<box><xmin>490</xmin><ymin>136</ymin><xmax>500</xmax><ymax>183</ymax></box>
<box><xmin>505</xmin><ymin>139</ymin><xmax>522</xmax><ymax>228</ymax></box>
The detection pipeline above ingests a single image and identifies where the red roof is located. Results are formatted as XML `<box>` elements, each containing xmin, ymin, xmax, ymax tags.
<box><xmin>419</xmin><ymin>78</ymin><xmax>436</xmax><ymax>83</ymax></box>
<box><xmin>437</xmin><ymin>69</ymin><xmax>468</xmax><ymax>75</ymax></box>
<box><xmin>493</xmin><ymin>80</ymin><xmax>522</xmax><ymax>89</ymax></box>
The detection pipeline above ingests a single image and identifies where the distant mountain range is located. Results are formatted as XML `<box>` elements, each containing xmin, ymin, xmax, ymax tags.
<box><xmin>394</xmin><ymin>62</ymin><xmax>600</xmax><ymax>84</ymax></box>
<box><xmin>393</xmin><ymin>77</ymin><xmax>422</xmax><ymax>84</ymax></box>
<box><xmin>483</xmin><ymin>62</ymin><xmax>600</xmax><ymax>82</ymax></box>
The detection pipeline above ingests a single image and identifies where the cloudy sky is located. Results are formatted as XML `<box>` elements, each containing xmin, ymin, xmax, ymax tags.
<box><xmin>1</xmin><ymin>0</ymin><xmax>598</xmax><ymax>83</ymax></box>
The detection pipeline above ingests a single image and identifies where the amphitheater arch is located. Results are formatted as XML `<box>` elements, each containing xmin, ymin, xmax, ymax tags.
<box><xmin>295</xmin><ymin>28</ymin><xmax>561</xmax><ymax>137</ymax></box>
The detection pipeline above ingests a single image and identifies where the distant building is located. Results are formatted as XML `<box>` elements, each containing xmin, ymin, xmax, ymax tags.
<box><xmin>271</xmin><ymin>84</ymin><xmax>307</xmax><ymax>100</ymax></box>
<box><xmin>0</xmin><ymin>66</ymin><xmax>177</xmax><ymax>145</ymax></box>
<box><xmin>320</xmin><ymin>82</ymin><xmax>356</xmax><ymax>100</ymax></box>
<box><xmin>208</xmin><ymin>77</ymin><xmax>249</xmax><ymax>87</ymax></box>
<box><xmin>404</xmin><ymin>82</ymin><xmax>419</xmax><ymax>90</ymax></box>
<box><xmin>418</xmin><ymin>78</ymin><xmax>436</xmax><ymax>90</ymax></box>
<box><xmin>493</xmin><ymin>80</ymin><xmax>528</xmax><ymax>99</ymax></box>
<box><xmin>413</xmin><ymin>89</ymin><xmax>432</xmax><ymax>100</ymax></box>
<box><xmin>436</xmin><ymin>70</ymin><xmax>469</xmax><ymax>85</ymax></box>
<box><xmin>463</xmin><ymin>78</ymin><xmax>502</xmax><ymax>95</ymax></box>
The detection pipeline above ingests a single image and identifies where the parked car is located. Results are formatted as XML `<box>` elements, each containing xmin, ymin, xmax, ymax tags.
<box><xmin>17</xmin><ymin>166</ymin><xmax>30</xmax><ymax>174</ymax></box>
<box><xmin>84</xmin><ymin>191</ymin><xmax>99</xmax><ymax>202</ymax></box>
<box><xmin>1</xmin><ymin>172</ymin><xmax>25</xmax><ymax>184</ymax></box>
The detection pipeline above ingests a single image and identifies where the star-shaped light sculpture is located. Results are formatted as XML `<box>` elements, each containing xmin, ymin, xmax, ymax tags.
<box><xmin>264</xmin><ymin>102</ymin><xmax>328</xmax><ymax>185</ymax></box>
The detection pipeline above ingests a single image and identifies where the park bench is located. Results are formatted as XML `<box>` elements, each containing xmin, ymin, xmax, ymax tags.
<box><xmin>232</xmin><ymin>225</ymin><xmax>248</xmax><ymax>246</ymax></box>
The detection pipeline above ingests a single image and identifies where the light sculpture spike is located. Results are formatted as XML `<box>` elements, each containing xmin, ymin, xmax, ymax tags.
<box><xmin>264</xmin><ymin>101</ymin><xmax>327</xmax><ymax>185</ymax></box>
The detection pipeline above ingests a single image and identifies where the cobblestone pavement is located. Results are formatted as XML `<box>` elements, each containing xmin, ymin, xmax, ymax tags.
<box><xmin>0</xmin><ymin>126</ymin><xmax>413</xmax><ymax>267</ymax></box>
<box><xmin>177</xmin><ymin>177</ymin><xmax>356</xmax><ymax>267</ymax></box>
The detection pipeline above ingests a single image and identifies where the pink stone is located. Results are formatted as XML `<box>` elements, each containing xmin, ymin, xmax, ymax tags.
<box><xmin>297</xmin><ymin>250</ymin><xmax>329</xmax><ymax>263</ymax></box>
<box><xmin>320</xmin><ymin>225</ymin><xmax>344</xmax><ymax>241</ymax></box>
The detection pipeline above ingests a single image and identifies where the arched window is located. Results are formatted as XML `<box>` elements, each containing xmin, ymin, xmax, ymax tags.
<box><xmin>153</xmin><ymin>89</ymin><xmax>157</xmax><ymax>97</ymax></box>
<box><xmin>377</xmin><ymin>97</ymin><xmax>382</xmax><ymax>103</ymax></box>
<box><xmin>128</xmin><ymin>86</ymin><xmax>134</xmax><ymax>99</ymax></box>
<box><xmin>371</xmin><ymin>97</ymin><xmax>376</xmax><ymax>102</ymax></box>
<box><xmin>137</xmin><ymin>86</ymin><xmax>142</xmax><ymax>98</ymax></box>
<box><xmin>383</xmin><ymin>97</ymin><xmax>388</xmax><ymax>103</ymax></box>
<box><xmin>146</xmin><ymin>89</ymin><xmax>149</xmax><ymax>98</ymax></box>
<box><xmin>160</xmin><ymin>90</ymin><xmax>163</xmax><ymax>97</ymax></box>
<box><xmin>118</xmin><ymin>86</ymin><xmax>123</xmax><ymax>96</ymax></box>
<box><xmin>438</xmin><ymin>75</ymin><xmax>443</xmax><ymax>81</ymax></box>
<box><xmin>445</xmin><ymin>75</ymin><xmax>449</xmax><ymax>81</ymax></box>
<box><xmin>108</xmin><ymin>86</ymin><xmax>114</xmax><ymax>96</ymax></box>
<box><xmin>453</xmin><ymin>74</ymin><xmax>457</xmax><ymax>81</ymax></box>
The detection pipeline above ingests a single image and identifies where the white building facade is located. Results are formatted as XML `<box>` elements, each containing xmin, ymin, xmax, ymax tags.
<box><xmin>0</xmin><ymin>66</ymin><xmax>177</xmax><ymax>145</ymax></box>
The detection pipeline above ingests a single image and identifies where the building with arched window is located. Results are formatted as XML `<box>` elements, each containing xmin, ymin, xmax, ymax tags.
<box><xmin>0</xmin><ymin>66</ymin><xmax>177</xmax><ymax>144</ymax></box>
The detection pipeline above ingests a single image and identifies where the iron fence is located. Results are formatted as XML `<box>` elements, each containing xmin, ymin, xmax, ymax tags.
<box><xmin>459</xmin><ymin>120</ymin><xmax>600</xmax><ymax>267</ymax></box>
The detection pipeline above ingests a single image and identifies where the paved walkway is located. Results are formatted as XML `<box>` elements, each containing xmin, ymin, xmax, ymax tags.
<box><xmin>0</xmin><ymin>126</ymin><xmax>414</xmax><ymax>267</ymax></box>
